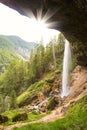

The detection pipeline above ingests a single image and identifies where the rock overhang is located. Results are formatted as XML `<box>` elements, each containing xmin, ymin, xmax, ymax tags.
<box><xmin>0</xmin><ymin>0</ymin><xmax>87</xmax><ymax>66</ymax></box>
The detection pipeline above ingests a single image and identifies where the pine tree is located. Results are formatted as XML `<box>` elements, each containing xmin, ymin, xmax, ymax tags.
<box><xmin>10</xmin><ymin>90</ymin><xmax>17</xmax><ymax>109</ymax></box>
<box><xmin>0</xmin><ymin>95</ymin><xmax>5</xmax><ymax>112</ymax></box>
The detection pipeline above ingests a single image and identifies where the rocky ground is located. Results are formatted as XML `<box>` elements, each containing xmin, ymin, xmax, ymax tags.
<box><xmin>2</xmin><ymin>65</ymin><xmax>87</xmax><ymax>130</ymax></box>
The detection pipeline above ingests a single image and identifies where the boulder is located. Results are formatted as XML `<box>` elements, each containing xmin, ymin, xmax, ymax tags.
<box><xmin>0</xmin><ymin>115</ymin><xmax>9</xmax><ymax>124</ymax></box>
<box><xmin>19</xmin><ymin>95</ymin><xmax>38</xmax><ymax>107</ymax></box>
<box><xmin>47</xmin><ymin>97</ymin><xmax>57</xmax><ymax>110</ymax></box>
<box><xmin>39</xmin><ymin>106</ymin><xmax>47</xmax><ymax>113</ymax></box>
<box><xmin>43</xmin><ymin>87</ymin><xmax>52</xmax><ymax>97</ymax></box>
<box><xmin>45</xmin><ymin>77</ymin><xmax>55</xmax><ymax>83</ymax></box>
<box><xmin>12</xmin><ymin>113</ymin><xmax>28</xmax><ymax>122</ymax></box>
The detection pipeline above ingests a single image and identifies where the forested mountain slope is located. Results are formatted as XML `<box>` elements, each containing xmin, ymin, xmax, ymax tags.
<box><xmin>0</xmin><ymin>33</ymin><xmax>65</xmax><ymax>111</ymax></box>
<box><xmin>0</xmin><ymin>35</ymin><xmax>37</xmax><ymax>73</ymax></box>
<box><xmin>0</xmin><ymin>35</ymin><xmax>17</xmax><ymax>73</ymax></box>
<box><xmin>7</xmin><ymin>35</ymin><xmax>38</xmax><ymax>59</ymax></box>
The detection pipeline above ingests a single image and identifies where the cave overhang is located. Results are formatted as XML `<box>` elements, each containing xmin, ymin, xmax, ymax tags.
<box><xmin>0</xmin><ymin>0</ymin><xmax>87</xmax><ymax>66</ymax></box>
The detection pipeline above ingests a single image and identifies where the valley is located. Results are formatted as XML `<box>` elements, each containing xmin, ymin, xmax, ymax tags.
<box><xmin>0</xmin><ymin>33</ymin><xmax>87</xmax><ymax>130</ymax></box>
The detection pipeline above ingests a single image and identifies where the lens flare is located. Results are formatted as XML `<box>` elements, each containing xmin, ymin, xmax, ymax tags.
<box><xmin>23</xmin><ymin>7</ymin><xmax>58</xmax><ymax>29</ymax></box>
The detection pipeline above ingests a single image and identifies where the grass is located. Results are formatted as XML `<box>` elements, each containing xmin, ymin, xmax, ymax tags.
<box><xmin>27</xmin><ymin>111</ymin><xmax>46</xmax><ymax>122</ymax></box>
<box><xmin>13</xmin><ymin>95</ymin><xmax>87</xmax><ymax>130</ymax></box>
<box><xmin>17</xmin><ymin>80</ymin><xmax>53</xmax><ymax>107</ymax></box>
<box><xmin>2</xmin><ymin>109</ymin><xmax>22</xmax><ymax>119</ymax></box>
<box><xmin>17</xmin><ymin>80</ymin><xmax>45</xmax><ymax>105</ymax></box>
<box><xmin>17</xmin><ymin>68</ymin><xmax>62</xmax><ymax>107</ymax></box>
<box><xmin>2</xmin><ymin>108</ymin><xmax>47</xmax><ymax>126</ymax></box>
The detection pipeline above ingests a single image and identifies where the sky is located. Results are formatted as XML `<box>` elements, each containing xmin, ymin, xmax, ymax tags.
<box><xmin>0</xmin><ymin>3</ymin><xmax>59</xmax><ymax>45</ymax></box>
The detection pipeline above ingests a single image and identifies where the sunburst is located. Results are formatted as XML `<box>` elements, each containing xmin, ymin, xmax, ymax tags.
<box><xmin>24</xmin><ymin>7</ymin><xmax>58</xmax><ymax>29</ymax></box>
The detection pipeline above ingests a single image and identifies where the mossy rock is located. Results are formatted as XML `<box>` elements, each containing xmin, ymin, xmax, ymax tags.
<box><xmin>17</xmin><ymin>81</ymin><xmax>44</xmax><ymax>107</ymax></box>
<box><xmin>43</xmin><ymin>87</ymin><xmax>52</xmax><ymax>97</ymax></box>
<box><xmin>0</xmin><ymin>115</ymin><xmax>9</xmax><ymax>123</ymax></box>
<box><xmin>47</xmin><ymin>97</ymin><xmax>58</xmax><ymax>110</ymax></box>
<box><xmin>12</xmin><ymin>113</ymin><xmax>28</xmax><ymax>122</ymax></box>
<box><xmin>18</xmin><ymin>95</ymin><xmax>38</xmax><ymax>107</ymax></box>
<box><xmin>45</xmin><ymin>76</ymin><xmax>55</xmax><ymax>83</ymax></box>
<box><xmin>54</xmin><ymin>69</ymin><xmax>61</xmax><ymax>74</ymax></box>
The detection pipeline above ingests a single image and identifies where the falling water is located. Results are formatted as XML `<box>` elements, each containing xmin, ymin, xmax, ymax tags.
<box><xmin>61</xmin><ymin>39</ymin><xmax>71</xmax><ymax>98</ymax></box>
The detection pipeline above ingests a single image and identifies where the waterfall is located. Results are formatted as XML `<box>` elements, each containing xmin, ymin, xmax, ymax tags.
<box><xmin>61</xmin><ymin>39</ymin><xmax>71</xmax><ymax>98</ymax></box>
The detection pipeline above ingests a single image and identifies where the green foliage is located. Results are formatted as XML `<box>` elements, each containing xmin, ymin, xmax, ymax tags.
<box><xmin>0</xmin><ymin>35</ymin><xmax>37</xmax><ymax>74</ymax></box>
<box><xmin>10</xmin><ymin>90</ymin><xmax>17</xmax><ymax>109</ymax></box>
<box><xmin>0</xmin><ymin>35</ymin><xmax>18</xmax><ymax>73</ymax></box>
<box><xmin>7</xmin><ymin>35</ymin><xmax>37</xmax><ymax>50</ymax></box>
<box><xmin>2</xmin><ymin>110</ymin><xmax>21</xmax><ymax>120</ymax></box>
<box><xmin>0</xmin><ymin>59</ymin><xmax>26</xmax><ymax>95</ymax></box>
<box><xmin>57</xmin><ymin>33</ymin><xmax>65</xmax><ymax>45</ymax></box>
<box><xmin>0</xmin><ymin>34</ymin><xmax>64</xmax><ymax>94</ymax></box>
<box><xmin>17</xmin><ymin>81</ymin><xmax>44</xmax><ymax>106</ymax></box>
<box><xmin>0</xmin><ymin>35</ymin><xmax>14</xmax><ymax>50</ymax></box>
<box><xmin>2</xmin><ymin>108</ymin><xmax>47</xmax><ymax>125</ymax></box>
<box><xmin>16</xmin><ymin>67</ymin><xmax>61</xmax><ymax>107</ymax></box>
<box><xmin>27</xmin><ymin>111</ymin><xmax>46</xmax><ymax>122</ymax></box>
<box><xmin>0</xmin><ymin>33</ymin><xmax>65</xmax><ymax>112</ymax></box>
<box><xmin>47</xmin><ymin>97</ymin><xmax>57</xmax><ymax>110</ymax></box>
<box><xmin>13</xmin><ymin>95</ymin><xmax>87</xmax><ymax>130</ymax></box>
<box><xmin>0</xmin><ymin>95</ymin><xmax>5</xmax><ymax>112</ymax></box>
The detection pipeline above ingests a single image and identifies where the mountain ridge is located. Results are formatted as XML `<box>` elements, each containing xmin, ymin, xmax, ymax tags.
<box><xmin>3</xmin><ymin>35</ymin><xmax>38</xmax><ymax>59</ymax></box>
<box><xmin>0</xmin><ymin>35</ymin><xmax>37</xmax><ymax>73</ymax></box>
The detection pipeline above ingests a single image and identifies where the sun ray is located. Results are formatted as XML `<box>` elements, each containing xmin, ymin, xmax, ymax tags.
<box><xmin>23</xmin><ymin>6</ymin><xmax>58</xmax><ymax>29</ymax></box>
<box><xmin>0</xmin><ymin>3</ymin><xmax>59</xmax><ymax>45</ymax></box>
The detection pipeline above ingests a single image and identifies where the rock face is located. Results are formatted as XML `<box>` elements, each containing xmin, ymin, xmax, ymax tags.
<box><xmin>64</xmin><ymin>65</ymin><xmax>87</xmax><ymax>103</ymax></box>
<box><xmin>0</xmin><ymin>0</ymin><xmax>87</xmax><ymax>66</ymax></box>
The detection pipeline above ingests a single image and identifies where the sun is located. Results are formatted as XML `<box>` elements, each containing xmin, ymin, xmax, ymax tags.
<box><xmin>0</xmin><ymin>3</ymin><xmax>59</xmax><ymax>45</ymax></box>
<box><xmin>25</xmin><ymin>8</ymin><xmax>59</xmax><ymax>44</ymax></box>
<box><xmin>28</xmin><ymin>18</ymin><xmax>49</xmax><ymax>44</ymax></box>
<box><xmin>35</xmin><ymin>20</ymin><xmax>47</xmax><ymax>30</ymax></box>
<box><xmin>30</xmin><ymin>18</ymin><xmax>47</xmax><ymax>32</ymax></box>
